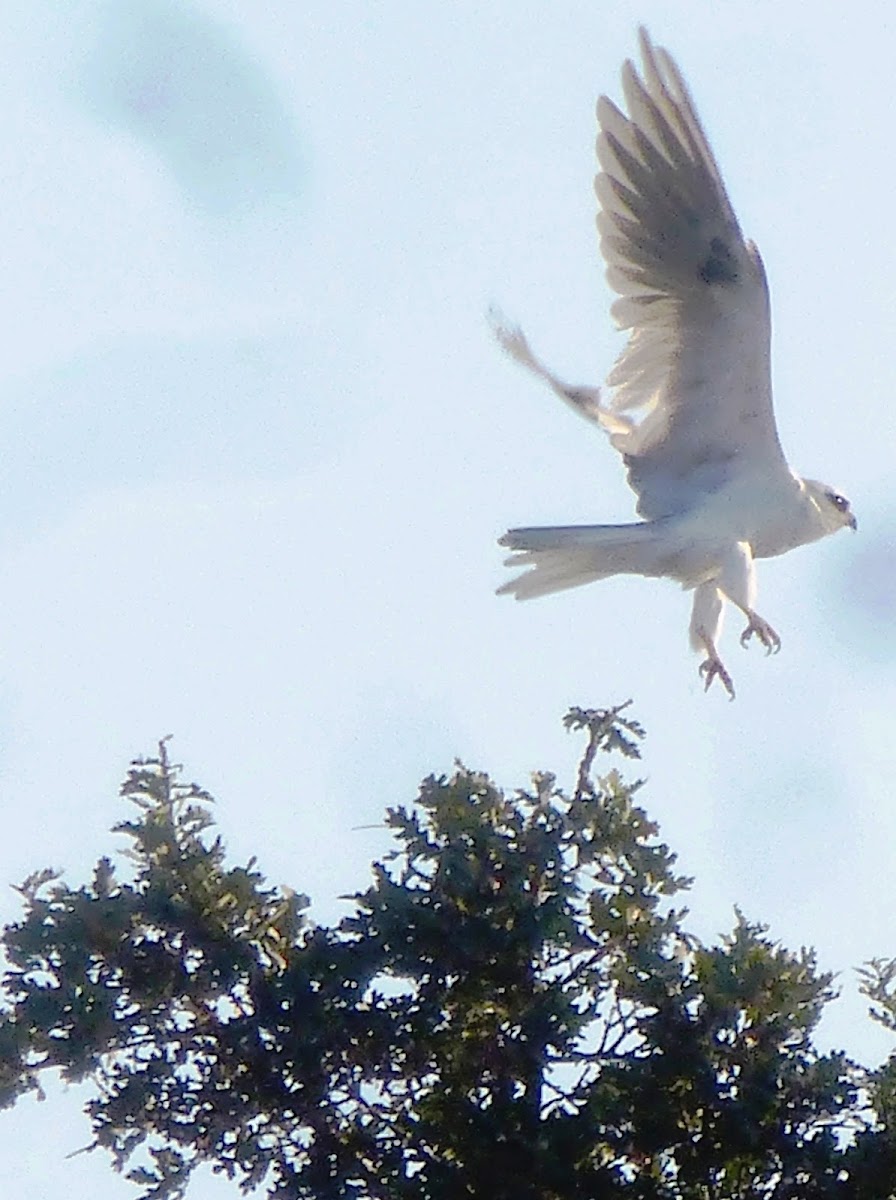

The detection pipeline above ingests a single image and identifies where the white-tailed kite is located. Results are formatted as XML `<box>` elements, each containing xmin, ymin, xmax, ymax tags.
<box><xmin>495</xmin><ymin>28</ymin><xmax>855</xmax><ymax>698</ymax></box>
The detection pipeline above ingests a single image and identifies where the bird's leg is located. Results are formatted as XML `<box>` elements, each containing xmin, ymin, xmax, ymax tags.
<box><xmin>739</xmin><ymin>610</ymin><xmax>781</xmax><ymax>655</ymax></box>
<box><xmin>696</xmin><ymin>629</ymin><xmax>735</xmax><ymax>700</ymax></box>
<box><xmin>689</xmin><ymin>583</ymin><xmax>735</xmax><ymax>699</ymax></box>
<box><xmin>713</xmin><ymin>543</ymin><xmax>780</xmax><ymax>660</ymax></box>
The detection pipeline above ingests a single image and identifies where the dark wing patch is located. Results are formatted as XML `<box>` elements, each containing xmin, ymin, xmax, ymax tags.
<box><xmin>698</xmin><ymin>236</ymin><xmax>740</xmax><ymax>285</ymax></box>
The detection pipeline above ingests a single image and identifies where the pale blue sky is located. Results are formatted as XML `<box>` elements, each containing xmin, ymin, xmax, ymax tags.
<box><xmin>3</xmin><ymin>3</ymin><xmax>894</xmax><ymax>1195</ymax></box>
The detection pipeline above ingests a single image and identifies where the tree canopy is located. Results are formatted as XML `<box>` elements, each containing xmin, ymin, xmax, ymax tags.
<box><xmin>2</xmin><ymin>704</ymin><xmax>896</xmax><ymax>1198</ymax></box>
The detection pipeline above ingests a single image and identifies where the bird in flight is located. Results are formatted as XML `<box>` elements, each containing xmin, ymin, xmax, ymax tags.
<box><xmin>494</xmin><ymin>28</ymin><xmax>855</xmax><ymax>698</ymax></box>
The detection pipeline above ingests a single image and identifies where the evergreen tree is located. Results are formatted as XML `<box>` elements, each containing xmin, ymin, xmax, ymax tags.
<box><xmin>1</xmin><ymin>706</ymin><xmax>895</xmax><ymax>1198</ymax></box>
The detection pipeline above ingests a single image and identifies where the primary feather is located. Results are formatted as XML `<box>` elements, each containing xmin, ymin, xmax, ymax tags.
<box><xmin>595</xmin><ymin>29</ymin><xmax>785</xmax><ymax>519</ymax></box>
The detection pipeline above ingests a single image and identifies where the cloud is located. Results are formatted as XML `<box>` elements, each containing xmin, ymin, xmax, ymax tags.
<box><xmin>81</xmin><ymin>0</ymin><xmax>304</xmax><ymax>215</ymax></box>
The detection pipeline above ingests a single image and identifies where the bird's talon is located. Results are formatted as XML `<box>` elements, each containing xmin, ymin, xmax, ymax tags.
<box><xmin>699</xmin><ymin>656</ymin><xmax>735</xmax><ymax>700</ymax></box>
<box><xmin>739</xmin><ymin>613</ymin><xmax>781</xmax><ymax>656</ymax></box>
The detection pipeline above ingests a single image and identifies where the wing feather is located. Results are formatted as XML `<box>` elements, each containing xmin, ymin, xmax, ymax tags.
<box><xmin>596</xmin><ymin>28</ymin><xmax>789</xmax><ymax>518</ymax></box>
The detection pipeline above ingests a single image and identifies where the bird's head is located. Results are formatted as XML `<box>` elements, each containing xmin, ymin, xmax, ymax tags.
<box><xmin>802</xmin><ymin>479</ymin><xmax>857</xmax><ymax>533</ymax></box>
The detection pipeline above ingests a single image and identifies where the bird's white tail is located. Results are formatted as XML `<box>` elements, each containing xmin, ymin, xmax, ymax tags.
<box><xmin>497</xmin><ymin>523</ymin><xmax>669</xmax><ymax>600</ymax></box>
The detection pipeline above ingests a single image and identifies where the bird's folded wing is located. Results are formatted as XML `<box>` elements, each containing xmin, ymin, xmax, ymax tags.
<box><xmin>597</xmin><ymin>28</ymin><xmax>790</xmax><ymax>519</ymax></box>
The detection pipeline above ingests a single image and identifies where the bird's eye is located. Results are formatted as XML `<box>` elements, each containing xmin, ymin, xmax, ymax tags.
<box><xmin>828</xmin><ymin>492</ymin><xmax>850</xmax><ymax>512</ymax></box>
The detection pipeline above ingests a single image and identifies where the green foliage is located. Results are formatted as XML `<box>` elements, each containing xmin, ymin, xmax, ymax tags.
<box><xmin>0</xmin><ymin>710</ymin><xmax>894</xmax><ymax>1197</ymax></box>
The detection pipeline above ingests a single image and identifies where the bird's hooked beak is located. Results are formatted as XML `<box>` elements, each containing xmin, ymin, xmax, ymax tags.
<box><xmin>848</xmin><ymin>513</ymin><xmax>858</xmax><ymax>531</ymax></box>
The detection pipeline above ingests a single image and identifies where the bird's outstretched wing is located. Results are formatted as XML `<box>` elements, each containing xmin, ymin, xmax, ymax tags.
<box><xmin>597</xmin><ymin>28</ymin><xmax>790</xmax><ymax>519</ymax></box>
